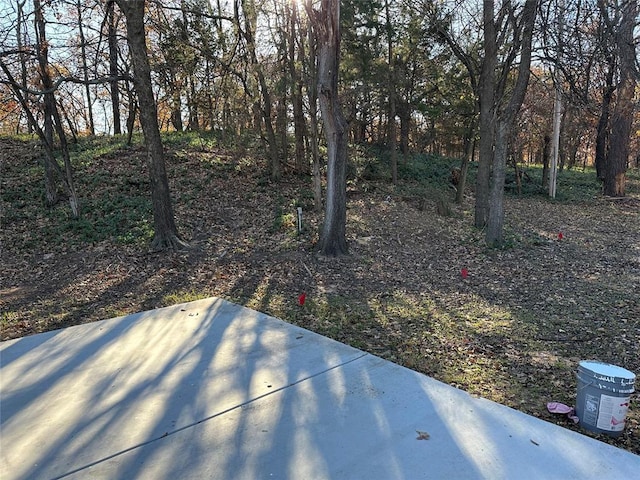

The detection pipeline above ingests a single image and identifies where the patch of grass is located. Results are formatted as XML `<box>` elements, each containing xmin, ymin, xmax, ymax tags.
<box><xmin>1</xmin><ymin>136</ymin><xmax>156</xmax><ymax>250</ymax></box>
<box><xmin>70</xmin><ymin>135</ymin><xmax>132</xmax><ymax>167</ymax></box>
<box><xmin>162</xmin><ymin>289</ymin><xmax>210</xmax><ymax>306</ymax></box>
<box><xmin>0</xmin><ymin>311</ymin><xmax>20</xmax><ymax>333</ymax></box>
<box><xmin>506</xmin><ymin>164</ymin><xmax>606</xmax><ymax>202</ymax></box>
<box><xmin>163</xmin><ymin>130</ymin><xmax>228</xmax><ymax>152</ymax></box>
<box><xmin>36</xmin><ymin>195</ymin><xmax>154</xmax><ymax>247</ymax></box>
<box><xmin>309</xmin><ymin>295</ymin><xmax>374</xmax><ymax>340</ymax></box>
<box><xmin>397</xmin><ymin>154</ymin><xmax>469</xmax><ymax>200</ymax></box>
<box><xmin>271</xmin><ymin>196</ymin><xmax>299</xmax><ymax>235</ymax></box>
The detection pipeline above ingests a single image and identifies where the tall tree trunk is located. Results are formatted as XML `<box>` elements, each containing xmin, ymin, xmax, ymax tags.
<box><xmin>456</xmin><ymin>116</ymin><xmax>477</xmax><ymax>204</ymax></box>
<box><xmin>76</xmin><ymin>0</ymin><xmax>95</xmax><ymax>135</ymax></box>
<box><xmin>485</xmin><ymin>0</ymin><xmax>538</xmax><ymax>246</ymax></box>
<box><xmin>602</xmin><ymin>0</ymin><xmax>637</xmax><ymax>197</ymax></box>
<box><xmin>34</xmin><ymin>0</ymin><xmax>80</xmax><ymax>217</ymax></box>
<box><xmin>33</xmin><ymin>0</ymin><xmax>58</xmax><ymax>207</ymax></box>
<box><xmin>170</xmin><ymin>84</ymin><xmax>184</xmax><ymax>132</ymax></box>
<box><xmin>125</xmin><ymin>86</ymin><xmax>137</xmax><ymax>145</ymax></box>
<box><xmin>313</xmin><ymin>0</ymin><xmax>348</xmax><ymax>256</ymax></box>
<box><xmin>107</xmin><ymin>0</ymin><xmax>122</xmax><ymax>135</ymax></box>
<box><xmin>548</xmin><ymin>69</ymin><xmax>562</xmax><ymax>198</ymax></box>
<box><xmin>475</xmin><ymin>1</ymin><xmax>497</xmax><ymax>229</ymax></box>
<box><xmin>487</xmin><ymin>121</ymin><xmax>510</xmax><ymax>245</ymax></box>
<box><xmin>306</xmin><ymin>0</ymin><xmax>322</xmax><ymax>212</ymax></box>
<box><xmin>115</xmin><ymin>0</ymin><xmax>187</xmax><ymax>251</ymax></box>
<box><xmin>276</xmin><ymin>63</ymin><xmax>288</xmax><ymax>163</ymax></box>
<box><xmin>385</xmin><ymin>0</ymin><xmax>398</xmax><ymax>184</ymax></box>
<box><xmin>398</xmin><ymin>101</ymin><xmax>411</xmax><ymax>161</ymax></box>
<box><xmin>187</xmin><ymin>76</ymin><xmax>199</xmax><ymax>131</ymax></box>
<box><xmin>542</xmin><ymin>134</ymin><xmax>551</xmax><ymax>188</ymax></box>
<box><xmin>289</xmin><ymin>2</ymin><xmax>308</xmax><ymax>175</ymax></box>
<box><xmin>240</xmin><ymin>0</ymin><xmax>280</xmax><ymax>181</ymax></box>
<box><xmin>16</xmin><ymin>0</ymin><xmax>32</xmax><ymax>135</ymax></box>
<box><xmin>595</xmin><ymin>58</ymin><xmax>614</xmax><ymax>181</ymax></box>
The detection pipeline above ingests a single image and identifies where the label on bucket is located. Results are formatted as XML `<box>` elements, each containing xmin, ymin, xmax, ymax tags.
<box><xmin>595</xmin><ymin>393</ymin><xmax>631</xmax><ymax>432</ymax></box>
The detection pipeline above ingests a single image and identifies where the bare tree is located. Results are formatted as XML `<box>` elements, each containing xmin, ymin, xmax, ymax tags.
<box><xmin>305</xmin><ymin>0</ymin><xmax>323</xmax><ymax>212</ymax></box>
<box><xmin>238</xmin><ymin>0</ymin><xmax>280</xmax><ymax>181</ymax></box>
<box><xmin>15</xmin><ymin>0</ymin><xmax>32</xmax><ymax>134</ymax></box>
<box><xmin>287</xmin><ymin>1</ymin><xmax>308</xmax><ymax>175</ymax></box>
<box><xmin>75</xmin><ymin>0</ymin><xmax>94</xmax><ymax>135</ymax></box>
<box><xmin>33</xmin><ymin>0</ymin><xmax>80</xmax><ymax>217</ymax></box>
<box><xmin>106</xmin><ymin>0</ymin><xmax>122</xmax><ymax>135</ymax></box>
<box><xmin>115</xmin><ymin>0</ymin><xmax>187</xmax><ymax>250</ymax></box>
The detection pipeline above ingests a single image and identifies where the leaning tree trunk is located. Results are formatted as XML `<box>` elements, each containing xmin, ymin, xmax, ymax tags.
<box><xmin>34</xmin><ymin>0</ymin><xmax>80</xmax><ymax>216</ymax></box>
<box><xmin>115</xmin><ymin>0</ymin><xmax>187</xmax><ymax>250</ymax></box>
<box><xmin>313</xmin><ymin>0</ymin><xmax>348</xmax><ymax>256</ymax></box>
<box><xmin>0</xmin><ymin>59</ymin><xmax>78</xmax><ymax>215</ymax></box>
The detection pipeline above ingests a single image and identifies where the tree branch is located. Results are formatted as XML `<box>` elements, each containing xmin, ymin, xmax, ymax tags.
<box><xmin>0</xmin><ymin>74</ymin><xmax>132</xmax><ymax>96</ymax></box>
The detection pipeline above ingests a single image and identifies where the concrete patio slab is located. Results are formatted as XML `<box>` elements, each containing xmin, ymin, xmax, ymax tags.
<box><xmin>1</xmin><ymin>297</ymin><xmax>638</xmax><ymax>479</ymax></box>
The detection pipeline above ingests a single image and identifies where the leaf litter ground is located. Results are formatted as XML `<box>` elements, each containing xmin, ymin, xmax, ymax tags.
<box><xmin>1</xmin><ymin>136</ymin><xmax>639</xmax><ymax>454</ymax></box>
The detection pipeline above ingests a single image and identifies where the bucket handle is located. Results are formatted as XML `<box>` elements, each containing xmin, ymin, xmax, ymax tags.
<box><xmin>577</xmin><ymin>379</ymin><xmax>594</xmax><ymax>391</ymax></box>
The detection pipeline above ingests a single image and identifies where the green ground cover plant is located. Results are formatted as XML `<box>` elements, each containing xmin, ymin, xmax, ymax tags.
<box><xmin>1</xmin><ymin>134</ymin><xmax>638</xmax><ymax>454</ymax></box>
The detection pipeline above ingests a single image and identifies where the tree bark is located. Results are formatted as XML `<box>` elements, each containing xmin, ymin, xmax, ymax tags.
<box><xmin>485</xmin><ymin>0</ymin><xmax>538</xmax><ymax>246</ymax></box>
<box><xmin>107</xmin><ymin>0</ymin><xmax>122</xmax><ymax>135</ymax></box>
<box><xmin>33</xmin><ymin>0</ymin><xmax>80</xmax><ymax>217</ymax></box>
<box><xmin>456</xmin><ymin>116</ymin><xmax>477</xmax><ymax>204</ymax></box>
<box><xmin>240</xmin><ymin>0</ymin><xmax>280</xmax><ymax>181</ymax></box>
<box><xmin>475</xmin><ymin>0</ymin><xmax>497</xmax><ymax>229</ymax></box>
<box><xmin>33</xmin><ymin>0</ymin><xmax>58</xmax><ymax>207</ymax></box>
<box><xmin>306</xmin><ymin>0</ymin><xmax>322</xmax><ymax>212</ymax></box>
<box><xmin>595</xmin><ymin>53</ymin><xmax>615</xmax><ymax>181</ymax></box>
<box><xmin>115</xmin><ymin>0</ymin><xmax>187</xmax><ymax>250</ymax></box>
<box><xmin>486</xmin><ymin>121</ymin><xmax>509</xmax><ymax>245</ymax></box>
<box><xmin>398</xmin><ymin>100</ymin><xmax>411</xmax><ymax>161</ymax></box>
<box><xmin>385</xmin><ymin>0</ymin><xmax>398</xmax><ymax>184</ymax></box>
<box><xmin>313</xmin><ymin>0</ymin><xmax>348</xmax><ymax>256</ymax></box>
<box><xmin>602</xmin><ymin>0</ymin><xmax>637</xmax><ymax>197</ymax></box>
<box><xmin>16</xmin><ymin>0</ymin><xmax>32</xmax><ymax>134</ymax></box>
<box><xmin>0</xmin><ymin>58</ymin><xmax>80</xmax><ymax>216</ymax></box>
<box><xmin>76</xmin><ymin>0</ymin><xmax>95</xmax><ymax>135</ymax></box>
<box><xmin>289</xmin><ymin>2</ymin><xmax>308</xmax><ymax>175</ymax></box>
<box><xmin>542</xmin><ymin>134</ymin><xmax>551</xmax><ymax>188</ymax></box>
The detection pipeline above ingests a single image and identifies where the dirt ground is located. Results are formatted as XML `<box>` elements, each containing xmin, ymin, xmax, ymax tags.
<box><xmin>1</xmin><ymin>137</ymin><xmax>639</xmax><ymax>454</ymax></box>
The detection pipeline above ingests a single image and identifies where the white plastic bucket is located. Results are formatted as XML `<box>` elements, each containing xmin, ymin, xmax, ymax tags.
<box><xmin>576</xmin><ymin>360</ymin><xmax>635</xmax><ymax>437</ymax></box>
